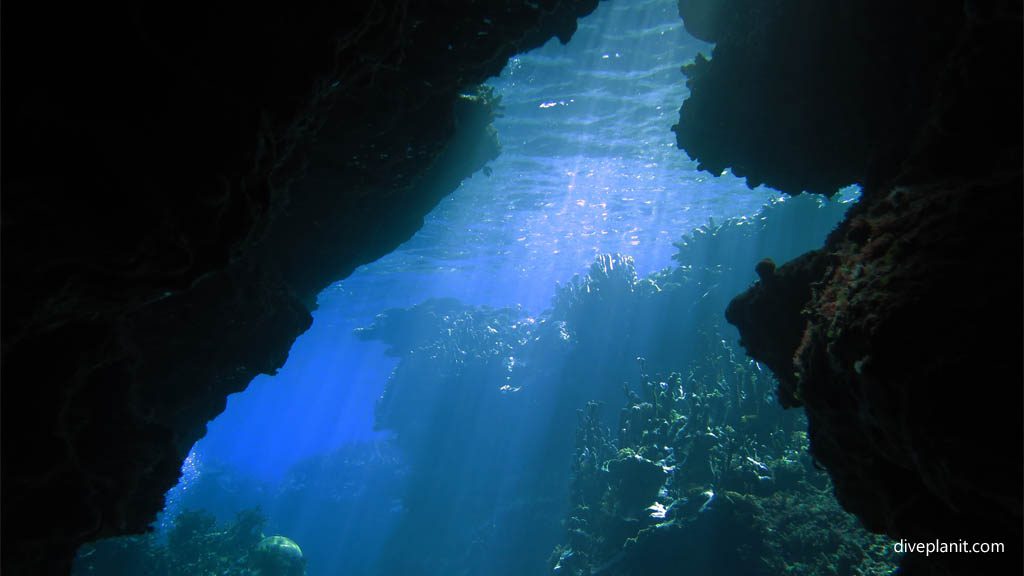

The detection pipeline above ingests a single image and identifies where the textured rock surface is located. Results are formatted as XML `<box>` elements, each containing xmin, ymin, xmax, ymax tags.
<box><xmin>725</xmin><ymin>250</ymin><xmax>828</xmax><ymax>408</ymax></box>
<box><xmin>710</xmin><ymin>1</ymin><xmax>1023</xmax><ymax>574</ymax></box>
<box><xmin>1</xmin><ymin>2</ymin><xmax>598</xmax><ymax>574</ymax></box>
<box><xmin>674</xmin><ymin>0</ymin><xmax>962</xmax><ymax>196</ymax></box>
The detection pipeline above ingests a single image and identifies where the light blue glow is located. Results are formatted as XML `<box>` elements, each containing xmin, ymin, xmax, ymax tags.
<box><xmin>152</xmin><ymin>3</ymin><xmax>856</xmax><ymax>575</ymax></box>
<box><xmin>194</xmin><ymin>0</ymin><xmax>779</xmax><ymax>488</ymax></box>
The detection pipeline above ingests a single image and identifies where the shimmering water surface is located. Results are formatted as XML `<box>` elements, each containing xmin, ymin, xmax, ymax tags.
<box><xmin>321</xmin><ymin>0</ymin><xmax>776</xmax><ymax>318</ymax></box>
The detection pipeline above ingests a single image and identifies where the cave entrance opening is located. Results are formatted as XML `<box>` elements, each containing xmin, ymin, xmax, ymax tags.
<box><xmin>74</xmin><ymin>1</ymin><xmax>859</xmax><ymax>575</ymax></box>
<box><xmin>173</xmin><ymin>0</ymin><xmax>781</xmax><ymax>498</ymax></box>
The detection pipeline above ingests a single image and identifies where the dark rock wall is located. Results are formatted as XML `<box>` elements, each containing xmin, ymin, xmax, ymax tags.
<box><xmin>674</xmin><ymin>0</ymin><xmax>963</xmax><ymax>196</ymax></box>
<box><xmin>1</xmin><ymin>2</ymin><xmax>598</xmax><ymax>574</ymax></box>
<box><xmin>691</xmin><ymin>1</ymin><xmax>1024</xmax><ymax>574</ymax></box>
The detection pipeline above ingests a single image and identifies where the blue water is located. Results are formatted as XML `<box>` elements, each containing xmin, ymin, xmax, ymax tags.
<box><xmin>143</xmin><ymin>1</ymin><xmax>858</xmax><ymax>574</ymax></box>
<box><xmin>195</xmin><ymin>0</ymin><xmax>779</xmax><ymax>484</ymax></box>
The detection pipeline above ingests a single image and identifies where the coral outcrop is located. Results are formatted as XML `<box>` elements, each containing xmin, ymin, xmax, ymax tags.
<box><xmin>554</xmin><ymin>384</ymin><xmax>895</xmax><ymax>576</ymax></box>
<box><xmin>695</xmin><ymin>1</ymin><xmax>1024</xmax><ymax>573</ymax></box>
<box><xmin>357</xmin><ymin>195</ymin><xmax>858</xmax><ymax>575</ymax></box>
<box><xmin>73</xmin><ymin>508</ymin><xmax>301</xmax><ymax>576</ymax></box>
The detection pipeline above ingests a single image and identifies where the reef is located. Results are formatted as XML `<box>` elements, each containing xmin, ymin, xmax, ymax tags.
<box><xmin>552</xmin><ymin>377</ymin><xmax>895</xmax><ymax>576</ymax></box>
<box><xmin>681</xmin><ymin>1</ymin><xmax>1024</xmax><ymax>573</ymax></box>
<box><xmin>73</xmin><ymin>508</ymin><xmax>305</xmax><ymax>576</ymax></box>
<box><xmin>1</xmin><ymin>2</ymin><xmax>600</xmax><ymax>573</ymax></box>
<box><xmin>355</xmin><ymin>194</ymin><xmax>863</xmax><ymax>575</ymax></box>
<box><xmin>87</xmin><ymin>441</ymin><xmax>407</xmax><ymax>576</ymax></box>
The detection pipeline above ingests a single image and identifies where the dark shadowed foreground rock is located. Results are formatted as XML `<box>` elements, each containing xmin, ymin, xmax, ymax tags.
<box><xmin>674</xmin><ymin>0</ymin><xmax>962</xmax><ymax>196</ymax></box>
<box><xmin>708</xmin><ymin>1</ymin><xmax>1023</xmax><ymax>574</ymax></box>
<box><xmin>725</xmin><ymin>250</ymin><xmax>827</xmax><ymax>408</ymax></box>
<box><xmin>1</xmin><ymin>2</ymin><xmax>598</xmax><ymax>574</ymax></box>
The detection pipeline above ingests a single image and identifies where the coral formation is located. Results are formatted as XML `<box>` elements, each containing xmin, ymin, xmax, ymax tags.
<box><xmin>251</xmin><ymin>536</ymin><xmax>305</xmax><ymax>576</ymax></box>
<box><xmin>701</xmin><ymin>1</ymin><xmax>1023</xmax><ymax>574</ymax></box>
<box><xmin>73</xmin><ymin>508</ymin><xmax>303</xmax><ymax>576</ymax></box>
<box><xmin>355</xmin><ymin>194</ymin><xmax>859</xmax><ymax>575</ymax></box>
<box><xmin>725</xmin><ymin>250</ymin><xmax>829</xmax><ymax>407</ymax></box>
<box><xmin>551</xmin><ymin>360</ymin><xmax>894</xmax><ymax>576</ymax></box>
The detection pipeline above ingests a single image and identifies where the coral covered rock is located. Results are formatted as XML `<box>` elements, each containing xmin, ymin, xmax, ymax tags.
<box><xmin>716</xmin><ymin>2</ymin><xmax>1022</xmax><ymax>574</ymax></box>
<box><xmin>252</xmin><ymin>536</ymin><xmax>305</xmax><ymax>576</ymax></box>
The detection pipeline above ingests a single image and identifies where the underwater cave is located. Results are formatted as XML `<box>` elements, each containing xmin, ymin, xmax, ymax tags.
<box><xmin>2</xmin><ymin>1</ymin><xmax>1021</xmax><ymax>576</ymax></box>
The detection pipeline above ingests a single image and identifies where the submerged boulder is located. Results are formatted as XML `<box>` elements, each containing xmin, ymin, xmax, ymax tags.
<box><xmin>251</xmin><ymin>536</ymin><xmax>305</xmax><ymax>576</ymax></box>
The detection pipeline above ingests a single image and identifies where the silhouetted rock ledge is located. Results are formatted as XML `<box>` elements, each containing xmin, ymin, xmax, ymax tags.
<box><xmin>725</xmin><ymin>250</ymin><xmax>828</xmax><ymax>409</ymax></box>
<box><xmin>674</xmin><ymin>0</ymin><xmax>963</xmax><ymax>196</ymax></box>
<box><xmin>1</xmin><ymin>2</ymin><xmax>597</xmax><ymax>574</ymax></box>
<box><xmin>708</xmin><ymin>1</ymin><xmax>1023</xmax><ymax>574</ymax></box>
